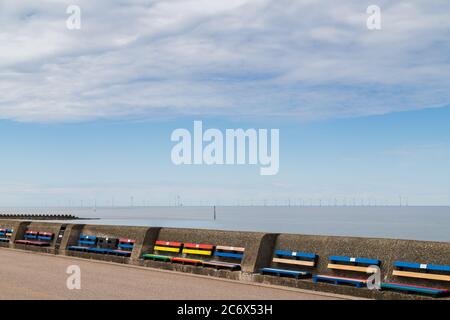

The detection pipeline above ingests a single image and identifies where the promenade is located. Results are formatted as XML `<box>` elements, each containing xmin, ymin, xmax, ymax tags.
<box><xmin>0</xmin><ymin>249</ymin><xmax>348</xmax><ymax>300</ymax></box>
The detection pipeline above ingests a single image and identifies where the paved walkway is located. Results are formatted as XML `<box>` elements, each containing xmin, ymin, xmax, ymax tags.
<box><xmin>0</xmin><ymin>249</ymin><xmax>348</xmax><ymax>300</ymax></box>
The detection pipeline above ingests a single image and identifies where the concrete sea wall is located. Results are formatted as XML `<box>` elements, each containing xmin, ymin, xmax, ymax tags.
<box><xmin>1</xmin><ymin>219</ymin><xmax>449</xmax><ymax>300</ymax></box>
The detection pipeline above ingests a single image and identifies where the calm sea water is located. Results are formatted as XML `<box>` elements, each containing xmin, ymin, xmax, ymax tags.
<box><xmin>1</xmin><ymin>206</ymin><xmax>449</xmax><ymax>242</ymax></box>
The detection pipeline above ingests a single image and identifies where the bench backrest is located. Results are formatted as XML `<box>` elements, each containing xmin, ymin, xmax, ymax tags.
<box><xmin>117</xmin><ymin>238</ymin><xmax>135</xmax><ymax>251</ymax></box>
<box><xmin>214</xmin><ymin>245</ymin><xmax>245</xmax><ymax>261</ymax></box>
<box><xmin>327</xmin><ymin>255</ymin><xmax>381</xmax><ymax>274</ymax></box>
<box><xmin>38</xmin><ymin>232</ymin><xmax>54</xmax><ymax>241</ymax></box>
<box><xmin>97</xmin><ymin>237</ymin><xmax>119</xmax><ymax>249</ymax></box>
<box><xmin>78</xmin><ymin>234</ymin><xmax>97</xmax><ymax>247</ymax></box>
<box><xmin>272</xmin><ymin>250</ymin><xmax>317</xmax><ymax>267</ymax></box>
<box><xmin>153</xmin><ymin>240</ymin><xmax>183</xmax><ymax>254</ymax></box>
<box><xmin>24</xmin><ymin>230</ymin><xmax>39</xmax><ymax>239</ymax></box>
<box><xmin>393</xmin><ymin>261</ymin><xmax>450</xmax><ymax>282</ymax></box>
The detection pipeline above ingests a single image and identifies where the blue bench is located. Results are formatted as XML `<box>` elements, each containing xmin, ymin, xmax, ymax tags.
<box><xmin>203</xmin><ymin>245</ymin><xmax>245</xmax><ymax>270</ymax></box>
<box><xmin>379</xmin><ymin>261</ymin><xmax>450</xmax><ymax>297</ymax></box>
<box><xmin>313</xmin><ymin>255</ymin><xmax>381</xmax><ymax>288</ymax></box>
<box><xmin>261</xmin><ymin>267</ymin><xmax>311</xmax><ymax>279</ymax></box>
<box><xmin>260</xmin><ymin>249</ymin><xmax>317</xmax><ymax>279</ymax></box>
<box><xmin>111</xmin><ymin>238</ymin><xmax>135</xmax><ymax>257</ymax></box>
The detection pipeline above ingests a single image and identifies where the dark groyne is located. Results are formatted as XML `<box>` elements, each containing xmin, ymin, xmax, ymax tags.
<box><xmin>0</xmin><ymin>219</ymin><xmax>448</xmax><ymax>300</ymax></box>
<box><xmin>0</xmin><ymin>214</ymin><xmax>95</xmax><ymax>220</ymax></box>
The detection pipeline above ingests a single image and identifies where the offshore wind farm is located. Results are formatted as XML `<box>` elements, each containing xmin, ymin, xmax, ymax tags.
<box><xmin>0</xmin><ymin>205</ymin><xmax>448</xmax><ymax>242</ymax></box>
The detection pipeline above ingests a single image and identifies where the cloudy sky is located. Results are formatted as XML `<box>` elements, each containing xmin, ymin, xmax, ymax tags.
<box><xmin>0</xmin><ymin>1</ymin><xmax>449</xmax><ymax>206</ymax></box>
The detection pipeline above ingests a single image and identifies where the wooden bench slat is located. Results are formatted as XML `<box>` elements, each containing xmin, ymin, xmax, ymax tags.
<box><xmin>155</xmin><ymin>240</ymin><xmax>182</xmax><ymax>247</ymax></box>
<box><xmin>80</xmin><ymin>235</ymin><xmax>97</xmax><ymax>240</ymax></box>
<box><xmin>154</xmin><ymin>245</ymin><xmax>181</xmax><ymax>253</ymax></box>
<box><xmin>15</xmin><ymin>240</ymin><xmax>29</xmax><ymax>244</ymax></box>
<box><xmin>142</xmin><ymin>254</ymin><xmax>172</xmax><ymax>262</ymax></box>
<box><xmin>261</xmin><ymin>268</ymin><xmax>311</xmax><ymax>279</ymax></box>
<box><xmin>182</xmin><ymin>248</ymin><xmax>212</xmax><ymax>256</ymax></box>
<box><xmin>118</xmin><ymin>243</ymin><xmax>134</xmax><ymax>249</ymax></box>
<box><xmin>119</xmin><ymin>238</ymin><xmax>136</xmax><ymax>243</ymax></box>
<box><xmin>23</xmin><ymin>240</ymin><xmax>51</xmax><ymax>246</ymax></box>
<box><xmin>275</xmin><ymin>250</ymin><xmax>317</xmax><ymax>260</ymax></box>
<box><xmin>184</xmin><ymin>243</ymin><xmax>214</xmax><ymax>250</ymax></box>
<box><xmin>214</xmin><ymin>251</ymin><xmax>243</xmax><ymax>259</ymax></box>
<box><xmin>329</xmin><ymin>256</ymin><xmax>381</xmax><ymax>265</ymax></box>
<box><xmin>381</xmin><ymin>282</ymin><xmax>449</xmax><ymax>296</ymax></box>
<box><xmin>39</xmin><ymin>232</ymin><xmax>54</xmax><ymax>236</ymax></box>
<box><xmin>215</xmin><ymin>245</ymin><xmax>245</xmax><ymax>252</ymax></box>
<box><xmin>313</xmin><ymin>275</ymin><xmax>368</xmax><ymax>288</ymax></box>
<box><xmin>203</xmin><ymin>261</ymin><xmax>241</xmax><ymax>270</ymax></box>
<box><xmin>328</xmin><ymin>263</ymin><xmax>379</xmax><ymax>273</ymax></box>
<box><xmin>171</xmin><ymin>257</ymin><xmax>202</xmax><ymax>265</ymax></box>
<box><xmin>393</xmin><ymin>270</ymin><xmax>450</xmax><ymax>282</ymax></box>
<box><xmin>394</xmin><ymin>261</ymin><xmax>450</xmax><ymax>273</ymax></box>
<box><xmin>111</xmin><ymin>250</ymin><xmax>132</xmax><ymax>257</ymax></box>
<box><xmin>68</xmin><ymin>246</ymin><xmax>89</xmax><ymax>251</ymax></box>
<box><xmin>273</xmin><ymin>257</ymin><xmax>315</xmax><ymax>267</ymax></box>
<box><xmin>78</xmin><ymin>240</ymin><xmax>96</xmax><ymax>245</ymax></box>
<box><xmin>87</xmin><ymin>248</ymin><xmax>114</xmax><ymax>254</ymax></box>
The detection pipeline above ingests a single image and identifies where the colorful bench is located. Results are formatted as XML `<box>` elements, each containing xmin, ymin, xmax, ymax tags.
<box><xmin>260</xmin><ymin>250</ymin><xmax>317</xmax><ymax>279</ymax></box>
<box><xmin>381</xmin><ymin>261</ymin><xmax>450</xmax><ymax>297</ymax></box>
<box><xmin>0</xmin><ymin>228</ymin><xmax>13</xmax><ymax>242</ymax></box>
<box><xmin>16</xmin><ymin>230</ymin><xmax>54</xmax><ymax>246</ymax></box>
<box><xmin>68</xmin><ymin>234</ymin><xmax>97</xmax><ymax>252</ymax></box>
<box><xmin>313</xmin><ymin>255</ymin><xmax>381</xmax><ymax>288</ymax></box>
<box><xmin>142</xmin><ymin>240</ymin><xmax>183</xmax><ymax>262</ymax></box>
<box><xmin>172</xmin><ymin>243</ymin><xmax>214</xmax><ymax>265</ymax></box>
<box><xmin>143</xmin><ymin>241</ymin><xmax>243</xmax><ymax>270</ymax></box>
<box><xmin>111</xmin><ymin>238</ymin><xmax>135</xmax><ymax>257</ymax></box>
<box><xmin>203</xmin><ymin>245</ymin><xmax>245</xmax><ymax>270</ymax></box>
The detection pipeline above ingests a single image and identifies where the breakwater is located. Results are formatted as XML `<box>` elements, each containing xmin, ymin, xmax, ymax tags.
<box><xmin>0</xmin><ymin>214</ymin><xmax>92</xmax><ymax>220</ymax></box>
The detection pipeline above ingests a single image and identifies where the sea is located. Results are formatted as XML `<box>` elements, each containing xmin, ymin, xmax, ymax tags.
<box><xmin>0</xmin><ymin>206</ymin><xmax>448</xmax><ymax>242</ymax></box>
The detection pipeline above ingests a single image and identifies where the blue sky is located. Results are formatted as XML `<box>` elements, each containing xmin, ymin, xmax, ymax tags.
<box><xmin>0</xmin><ymin>1</ymin><xmax>449</xmax><ymax>205</ymax></box>
<box><xmin>1</xmin><ymin>105</ymin><xmax>449</xmax><ymax>206</ymax></box>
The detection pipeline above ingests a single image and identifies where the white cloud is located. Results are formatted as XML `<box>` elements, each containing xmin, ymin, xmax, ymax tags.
<box><xmin>0</xmin><ymin>0</ymin><xmax>449</xmax><ymax>122</ymax></box>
